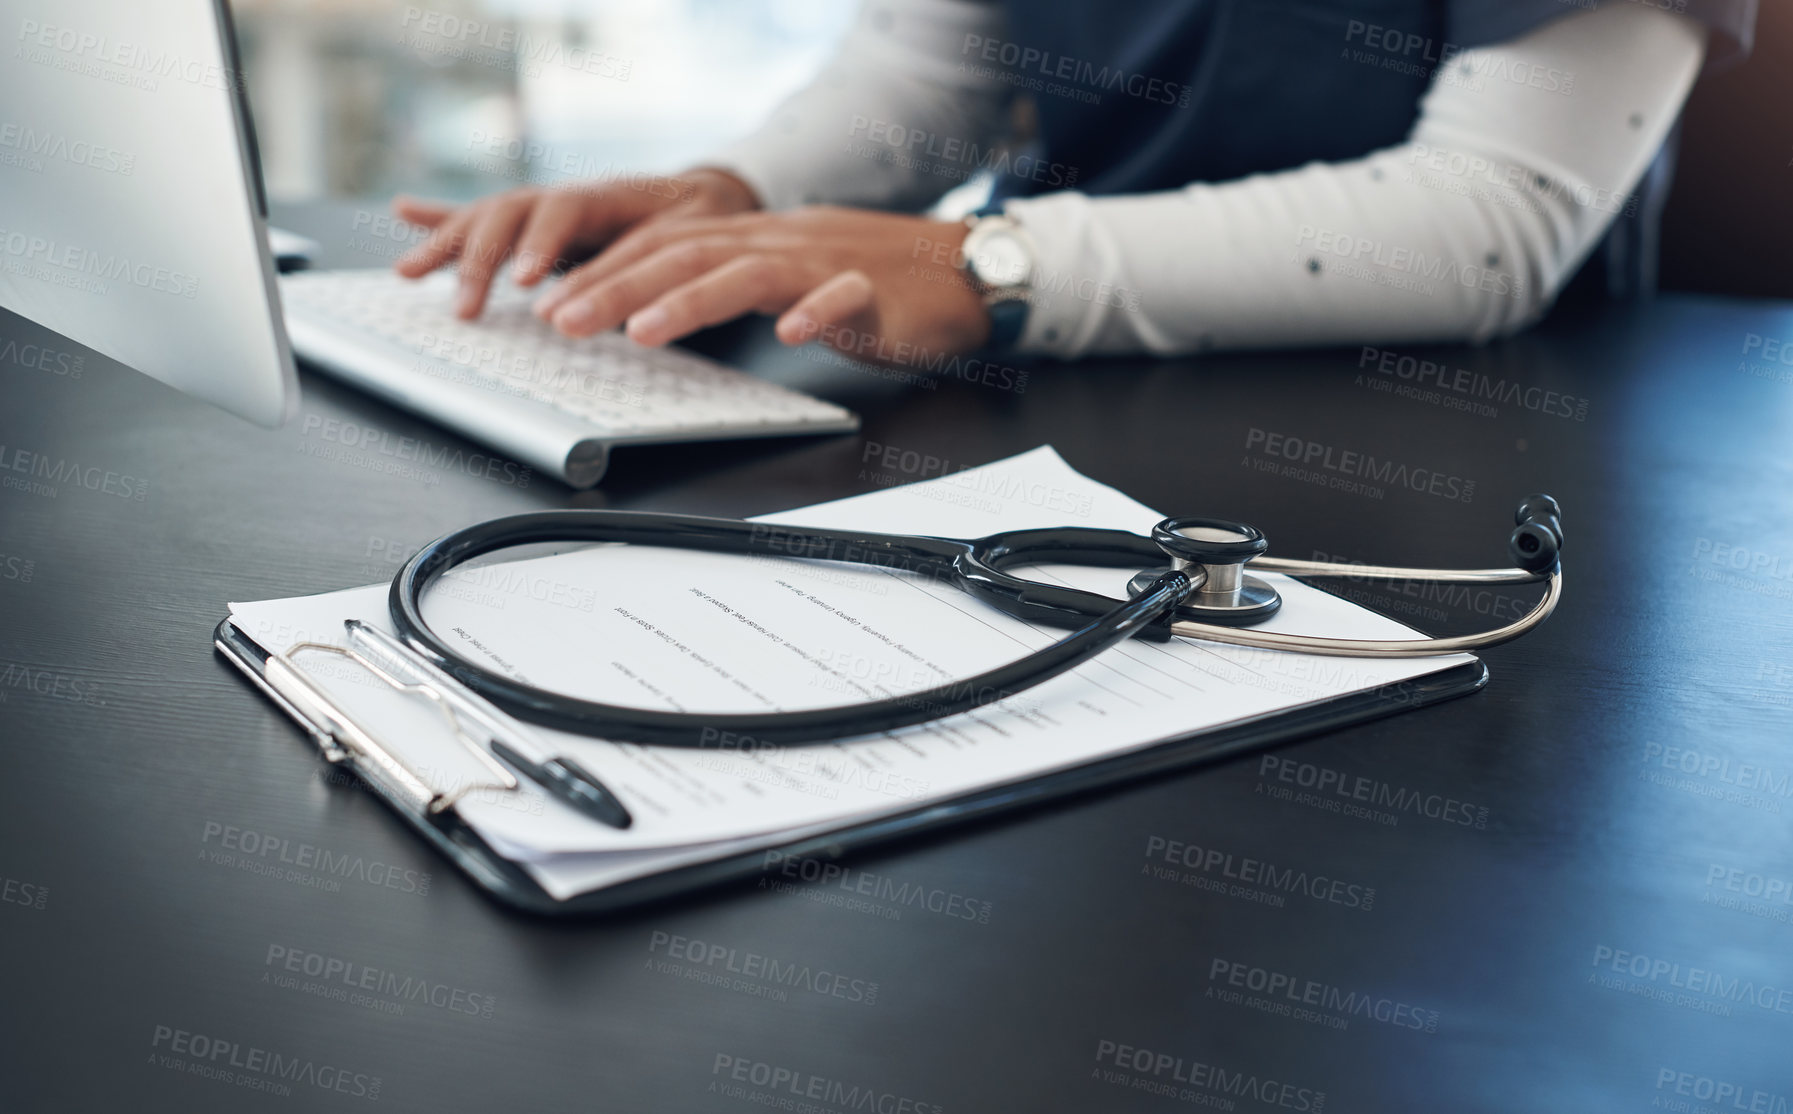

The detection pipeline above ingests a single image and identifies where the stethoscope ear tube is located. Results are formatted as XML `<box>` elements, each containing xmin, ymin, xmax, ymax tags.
<box><xmin>1164</xmin><ymin>567</ymin><xmax>1562</xmax><ymax>657</ymax></box>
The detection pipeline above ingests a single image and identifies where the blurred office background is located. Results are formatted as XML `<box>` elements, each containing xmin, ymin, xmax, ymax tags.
<box><xmin>228</xmin><ymin>0</ymin><xmax>853</xmax><ymax>201</ymax></box>
<box><xmin>229</xmin><ymin>0</ymin><xmax>1791</xmax><ymax>298</ymax></box>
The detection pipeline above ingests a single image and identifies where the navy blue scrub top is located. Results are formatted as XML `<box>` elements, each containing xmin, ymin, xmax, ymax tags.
<box><xmin>979</xmin><ymin>0</ymin><xmax>1756</xmax><ymax>201</ymax></box>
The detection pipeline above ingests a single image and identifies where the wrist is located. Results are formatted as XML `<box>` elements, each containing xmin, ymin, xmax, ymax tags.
<box><xmin>925</xmin><ymin>218</ymin><xmax>994</xmax><ymax>351</ymax></box>
<box><xmin>680</xmin><ymin>166</ymin><xmax>763</xmax><ymax>213</ymax></box>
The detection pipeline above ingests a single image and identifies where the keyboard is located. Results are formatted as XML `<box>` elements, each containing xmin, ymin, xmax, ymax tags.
<box><xmin>278</xmin><ymin>269</ymin><xmax>859</xmax><ymax>487</ymax></box>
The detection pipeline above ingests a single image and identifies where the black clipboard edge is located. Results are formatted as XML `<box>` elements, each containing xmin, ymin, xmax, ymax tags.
<box><xmin>215</xmin><ymin>617</ymin><xmax>1487</xmax><ymax>918</ymax></box>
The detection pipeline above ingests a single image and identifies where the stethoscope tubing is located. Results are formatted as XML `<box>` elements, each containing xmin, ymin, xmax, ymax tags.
<box><xmin>386</xmin><ymin>508</ymin><xmax>1559</xmax><ymax>746</ymax></box>
<box><xmin>389</xmin><ymin>510</ymin><xmax>1210</xmax><ymax>745</ymax></box>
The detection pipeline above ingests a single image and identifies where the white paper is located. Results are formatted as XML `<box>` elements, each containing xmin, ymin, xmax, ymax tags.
<box><xmin>229</xmin><ymin>447</ymin><xmax>1473</xmax><ymax>899</ymax></box>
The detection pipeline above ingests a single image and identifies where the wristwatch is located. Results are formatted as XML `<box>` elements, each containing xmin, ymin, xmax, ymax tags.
<box><xmin>959</xmin><ymin>207</ymin><xmax>1036</xmax><ymax>351</ymax></box>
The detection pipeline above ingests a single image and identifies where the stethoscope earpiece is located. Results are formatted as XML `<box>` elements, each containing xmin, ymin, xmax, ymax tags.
<box><xmin>1509</xmin><ymin>493</ymin><xmax>1565</xmax><ymax>573</ymax></box>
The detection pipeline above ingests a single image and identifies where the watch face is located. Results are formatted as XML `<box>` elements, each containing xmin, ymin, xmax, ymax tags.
<box><xmin>968</xmin><ymin>228</ymin><xmax>1032</xmax><ymax>288</ymax></box>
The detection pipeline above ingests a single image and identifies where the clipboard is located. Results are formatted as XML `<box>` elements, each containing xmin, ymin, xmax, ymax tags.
<box><xmin>213</xmin><ymin>612</ymin><xmax>1487</xmax><ymax>918</ymax></box>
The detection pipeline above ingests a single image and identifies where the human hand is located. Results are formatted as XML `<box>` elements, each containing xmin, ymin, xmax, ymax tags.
<box><xmin>389</xmin><ymin>167</ymin><xmax>761</xmax><ymax>319</ymax></box>
<box><xmin>530</xmin><ymin>206</ymin><xmax>991</xmax><ymax>364</ymax></box>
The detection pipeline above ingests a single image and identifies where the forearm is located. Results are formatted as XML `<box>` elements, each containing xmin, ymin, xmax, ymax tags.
<box><xmin>705</xmin><ymin>0</ymin><xmax>1010</xmax><ymax>213</ymax></box>
<box><xmin>1002</xmin><ymin>2</ymin><xmax>1707</xmax><ymax>358</ymax></box>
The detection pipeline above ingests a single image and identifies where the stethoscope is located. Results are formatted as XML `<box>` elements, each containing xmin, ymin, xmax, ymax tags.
<box><xmin>387</xmin><ymin>494</ymin><xmax>1564</xmax><ymax>747</ymax></box>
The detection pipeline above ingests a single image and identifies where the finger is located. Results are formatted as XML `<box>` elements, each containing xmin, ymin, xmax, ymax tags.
<box><xmin>533</xmin><ymin>214</ymin><xmax>734</xmax><ymax>321</ymax></box>
<box><xmin>548</xmin><ymin>239</ymin><xmax>735</xmax><ymax>338</ymax></box>
<box><xmin>391</xmin><ymin>195</ymin><xmax>457</xmax><ymax>229</ymax></box>
<box><xmin>452</xmin><ymin>196</ymin><xmax>534</xmax><ymax>318</ymax></box>
<box><xmin>626</xmin><ymin>255</ymin><xmax>810</xmax><ymax>347</ymax></box>
<box><xmin>393</xmin><ymin>207</ymin><xmax>475</xmax><ymax>279</ymax></box>
<box><xmin>775</xmin><ymin>270</ymin><xmax>877</xmax><ymax>346</ymax></box>
<box><xmin>511</xmin><ymin>190</ymin><xmax>595</xmax><ymax>287</ymax></box>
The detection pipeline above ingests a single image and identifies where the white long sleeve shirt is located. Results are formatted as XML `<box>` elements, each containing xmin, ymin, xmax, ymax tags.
<box><xmin>710</xmin><ymin>0</ymin><xmax>1707</xmax><ymax>357</ymax></box>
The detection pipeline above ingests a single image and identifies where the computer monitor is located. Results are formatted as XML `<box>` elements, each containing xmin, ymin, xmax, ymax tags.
<box><xmin>0</xmin><ymin>0</ymin><xmax>295</xmax><ymax>427</ymax></box>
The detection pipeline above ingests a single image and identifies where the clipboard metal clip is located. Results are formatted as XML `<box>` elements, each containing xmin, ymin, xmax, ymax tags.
<box><xmin>262</xmin><ymin>621</ymin><xmax>521</xmax><ymax>819</ymax></box>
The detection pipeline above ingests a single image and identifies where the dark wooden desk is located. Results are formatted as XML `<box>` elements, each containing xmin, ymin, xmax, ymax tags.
<box><xmin>4</xmin><ymin>204</ymin><xmax>1791</xmax><ymax>1112</ymax></box>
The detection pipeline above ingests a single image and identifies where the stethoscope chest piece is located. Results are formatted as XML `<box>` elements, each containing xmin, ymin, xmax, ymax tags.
<box><xmin>1127</xmin><ymin>517</ymin><xmax>1283</xmax><ymax>626</ymax></box>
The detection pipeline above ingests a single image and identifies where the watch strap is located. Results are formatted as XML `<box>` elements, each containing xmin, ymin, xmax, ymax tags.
<box><xmin>984</xmin><ymin>297</ymin><xmax>1029</xmax><ymax>352</ymax></box>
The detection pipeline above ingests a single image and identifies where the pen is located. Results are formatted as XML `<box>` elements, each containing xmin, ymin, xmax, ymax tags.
<box><xmin>490</xmin><ymin>742</ymin><xmax>633</xmax><ymax>830</ymax></box>
<box><xmin>344</xmin><ymin>620</ymin><xmax>633</xmax><ymax>829</ymax></box>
